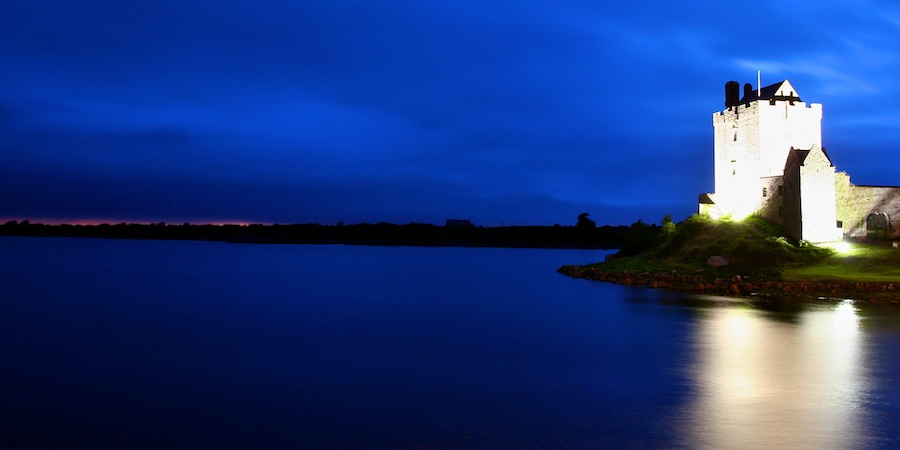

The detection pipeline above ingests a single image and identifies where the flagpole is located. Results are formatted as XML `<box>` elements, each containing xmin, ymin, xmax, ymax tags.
<box><xmin>757</xmin><ymin>70</ymin><xmax>761</xmax><ymax>97</ymax></box>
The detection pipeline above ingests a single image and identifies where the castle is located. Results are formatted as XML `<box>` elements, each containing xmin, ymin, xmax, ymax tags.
<box><xmin>699</xmin><ymin>79</ymin><xmax>900</xmax><ymax>242</ymax></box>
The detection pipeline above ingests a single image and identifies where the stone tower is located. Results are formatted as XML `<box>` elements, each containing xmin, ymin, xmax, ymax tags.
<box><xmin>783</xmin><ymin>145</ymin><xmax>839</xmax><ymax>242</ymax></box>
<box><xmin>701</xmin><ymin>79</ymin><xmax>841</xmax><ymax>242</ymax></box>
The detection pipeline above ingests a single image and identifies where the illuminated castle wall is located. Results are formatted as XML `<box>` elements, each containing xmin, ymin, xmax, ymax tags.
<box><xmin>700</xmin><ymin>79</ymin><xmax>900</xmax><ymax>242</ymax></box>
<box><xmin>835</xmin><ymin>175</ymin><xmax>900</xmax><ymax>239</ymax></box>
<box><xmin>783</xmin><ymin>145</ymin><xmax>839</xmax><ymax>242</ymax></box>
<box><xmin>701</xmin><ymin>80</ymin><xmax>840</xmax><ymax>242</ymax></box>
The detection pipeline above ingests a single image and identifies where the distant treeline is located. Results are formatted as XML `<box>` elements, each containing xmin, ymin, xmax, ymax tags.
<box><xmin>0</xmin><ymin>220</ymin><xmax>630</xmax><ymax>249</ymax></box>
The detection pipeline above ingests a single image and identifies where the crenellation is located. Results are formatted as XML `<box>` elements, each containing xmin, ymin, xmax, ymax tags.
<box><xmin>701</xmin><ymin>79</ymin><xmax>900</xmax><ymax>242</ymax></box>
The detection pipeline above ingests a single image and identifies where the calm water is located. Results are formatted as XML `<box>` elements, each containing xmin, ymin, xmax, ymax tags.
<box><xmin>2</xmin><ymin>236</ymin><xmax>900</xmax><ymax>449</ymax></box>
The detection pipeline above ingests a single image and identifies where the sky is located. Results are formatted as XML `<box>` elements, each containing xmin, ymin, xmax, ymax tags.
<box><xmin>2</xmin><ymin>1</ymin><xmax>900</xmax><ymax>226</ymax></box>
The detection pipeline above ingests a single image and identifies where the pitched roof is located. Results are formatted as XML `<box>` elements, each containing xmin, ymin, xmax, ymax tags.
<box><xmin>785</xmin><ymin>144</ymin><xmax>832</xmax><ymax>170</ymax></box>
<box><xmin>741</xmin><ymin>80</ymin><xmax>802</xmax><ymax>103</ymax></box>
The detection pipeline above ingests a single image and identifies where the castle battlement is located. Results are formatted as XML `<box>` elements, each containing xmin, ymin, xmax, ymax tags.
<box><xmin>700</xmin><ymin>79</ymin><xmax>900</xmax><ymax>242</ymax></box>
<box><xmin>714</xmin><ymin>101</ymin><xmax>822</xmax><ymax>123</ymax></box>
<box><xmin>701</xmin><ymin>79</ymin><xmax>837</xmax><ymax>242</ymax></box>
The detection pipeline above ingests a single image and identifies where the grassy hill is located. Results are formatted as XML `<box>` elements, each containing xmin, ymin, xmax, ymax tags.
<box><xmin>599</xmin><ymin>214</ymin><xmax>835</xmax><ymax>278</ymax></box>
<box><xmin>560</xmin><ymin>214</ymin><xmax>900</xmax><ymax>300</ymax></box>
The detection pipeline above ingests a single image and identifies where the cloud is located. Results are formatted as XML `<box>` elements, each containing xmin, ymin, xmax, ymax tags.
<box><xmin>1</xmin><ymin>0</ymin><xmax>899</xmax><ymax>225</ymax></box>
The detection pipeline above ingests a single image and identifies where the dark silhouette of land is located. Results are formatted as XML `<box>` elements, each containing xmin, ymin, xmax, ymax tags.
<box><xmin>0</xmin><ymin>219</ymin><xmax>629</xmax><ymax>249</ymax></box>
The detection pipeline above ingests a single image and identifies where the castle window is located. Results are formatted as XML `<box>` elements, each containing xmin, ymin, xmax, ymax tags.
<box><xmin>778</xmin><ymin>185</ymin><xmax>783</xmax><ymax>196</ymax></box>
<box><xmin>762</xmin><ymin>187</ymin><xmax>768</xmax><ymax>197</ymax></box>
<box><xmin>733</xmin><ymin>132</ymin><xmax>737</xmax><ymax>142</ymax></box>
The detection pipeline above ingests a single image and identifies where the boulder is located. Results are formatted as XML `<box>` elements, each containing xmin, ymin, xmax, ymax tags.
<box><xmin>706</xmin><ymin>255</ymin><xmax>729</xmax><ymax>267</ymax></box>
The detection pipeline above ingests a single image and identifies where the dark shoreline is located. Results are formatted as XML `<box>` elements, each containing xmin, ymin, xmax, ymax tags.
<box><xmin>559</xmin><ymin>264</ymin><xmax>900</xmax><ymax>303</ymax></box>
<box><xmin>0</xmin><ymin>221</ymin><xmax>628</xmax><ymax>250</ymax></box>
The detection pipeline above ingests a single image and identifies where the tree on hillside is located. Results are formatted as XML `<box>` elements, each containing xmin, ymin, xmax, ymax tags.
<box><xmin>576</xmin><ymin>212</ymin><xmax>596</xmax><ymax>229</ymax></box>
<box><xmin>661</xmin><ymin>214</ymin><xmax>676</xmax><ymax>242</ymax></box>
<box><xmin>618</xmin><ymin>219</ymin><xmax>661</xmax><ymax>256</ymax></box>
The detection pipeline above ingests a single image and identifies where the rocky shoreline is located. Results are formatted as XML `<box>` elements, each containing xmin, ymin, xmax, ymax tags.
<box><xmin>558</xmin><ymin>265</ymin><xmax>900</xmax><ymax>303</ymax></box>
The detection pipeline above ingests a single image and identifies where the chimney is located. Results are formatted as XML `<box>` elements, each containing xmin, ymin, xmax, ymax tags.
<box><xmin>743</xmin><ymin>83</ymin><xmax>754</xmax><ymax>101</ymax></box>
<box><xmin>725</xmin><ymin>81</ymin><xmax>740</xmax><ymax>107</ymax></box>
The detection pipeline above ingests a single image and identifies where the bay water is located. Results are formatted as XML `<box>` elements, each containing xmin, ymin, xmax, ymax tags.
<box><xmin>2</xmin><ymin>236</ymin><xmax>900</xmax><ymax>448</ymax></box>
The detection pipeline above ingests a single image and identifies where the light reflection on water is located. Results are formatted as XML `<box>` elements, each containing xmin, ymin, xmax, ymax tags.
<box><xmin>680</xmin><ymin>298</ymin><xmax>871</xmax><ymax>449</ymax></box>
<box><xmin>4</xmin><ymin>237</ymin><xmax>900</xmax><ymax>448</ymax></box>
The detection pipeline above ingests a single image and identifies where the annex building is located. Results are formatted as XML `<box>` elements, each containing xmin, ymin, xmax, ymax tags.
<box><xmin>699</xmin><ymin>79</ymin><xmax>900</xmax><ymax>242</ymax></box>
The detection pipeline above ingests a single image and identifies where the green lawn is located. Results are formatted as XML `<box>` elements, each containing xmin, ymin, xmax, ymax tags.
<box><xmin>784</xmin><ymin>242</ymin><xmax>900</xmax><ymax>282</ymax></box>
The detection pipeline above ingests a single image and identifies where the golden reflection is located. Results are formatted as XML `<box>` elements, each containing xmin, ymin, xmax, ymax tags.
<box><xmin>681</xmin><ymin>300</ymin><xmax>869</xmax><ymax>449</ymax></box>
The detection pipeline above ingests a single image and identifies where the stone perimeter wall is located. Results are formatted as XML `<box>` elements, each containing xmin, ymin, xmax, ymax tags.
<box><xmin>836</xmin><ymin>171</ymin><xmax>900</xmax><ymax>238</ymax></box>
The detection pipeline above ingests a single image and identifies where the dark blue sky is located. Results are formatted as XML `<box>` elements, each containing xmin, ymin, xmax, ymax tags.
<box><xmin>3</xmin><ymin>1</ymin><xmax>899</xmax><ymax>226</ymax></box>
